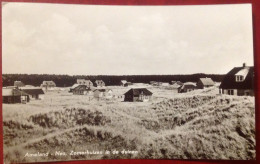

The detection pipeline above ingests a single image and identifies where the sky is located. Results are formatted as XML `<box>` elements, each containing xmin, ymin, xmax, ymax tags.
<box><xmin>2</xmin><ymin>3</ymin><xmax>254</xmax><ymax>75</ymax></box>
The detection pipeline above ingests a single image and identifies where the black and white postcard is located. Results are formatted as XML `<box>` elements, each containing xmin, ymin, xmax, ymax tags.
<box><xmin>1</xmin><ymin>2</ymin><xmax>255</xmax><ymax>163</ymax></box>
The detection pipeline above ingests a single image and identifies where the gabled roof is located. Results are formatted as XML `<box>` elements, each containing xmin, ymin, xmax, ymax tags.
<box><xmin>121</xmin><ymin>80</ymin><xmax>127</xmax><ymax>84</ymax></box>
<box><xmin>172</xmin><ymin>83</ymin><xmax>181</xmax><ymax>89</ymax></box>
<box><xmin>77</xmin><ymin>79</ymin><xmax>93</xmax><ymax>84</ymax></box>
<box><xmin>180</xmin><ymin>82</ymin><xmax>196</xmax><ymax>90</ymax></box>
<box><xmin>199</xmin><ymin>78</ymin><xmax>214</xmax><ymax>86</ymax></box>
<box><xmin>42</xmin><ymin>81</ymin><xmax>56</xmax><ymax>85</ymax></box>
<box><xmin>71</xmin><ymin>84</ymin><xmax>80</xmax><ymax>89</ymax></box>
<box><xmin>2</xmin><ymin>88</ymin><xmax>29</xmax><ymax>96</ymax></box>
<box><xmin>175</xmin><ymin>81</ymin><xmax>183</xmax><ymax>85</ymax></box>
<box><xmin>93</xmin><ymin>88</ymin><xmax>112</xmax><ymax>92</ymax></box>
<box><xmin>124</xmin><ymin>88</ymin><xmax>153</xmax><ymax>96</ymax></box>
<box><xmin>74</xmin><ymin>85</ymin><xmax>92</xmax><ymax>91</ymax></box>
<box><xmin>21</xmin><ymin>88</ymin><xmax>44</xmax><ymax>95</ymax></box>
<box><xmin>220</xmin><ymin>66</ymin><xmax>254</xmax><ymax>89</ymax></box>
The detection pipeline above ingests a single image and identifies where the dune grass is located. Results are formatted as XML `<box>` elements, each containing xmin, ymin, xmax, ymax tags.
<box><xmin>3</xmin><ymin>86</ymin><xmax>255</xmax><ymax>163</ymax></box>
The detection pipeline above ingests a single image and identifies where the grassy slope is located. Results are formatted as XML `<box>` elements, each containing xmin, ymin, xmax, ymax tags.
<box><xmin>2</xmin><ymin>86</ymin><xmax>255</xmax><ymax>163</ymax></box>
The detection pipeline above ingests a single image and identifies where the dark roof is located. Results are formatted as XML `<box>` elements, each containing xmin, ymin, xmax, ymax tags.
<box><xmin>124</xmin><ymin>88</ymin><xmax>153</xmax><ymax>96</ymax></box>
<box><xmin>21</xmin><ymin>88</ymin><xmax>44</xmax><ymax>95</ymax></box>
<box><xmin>74</xmin><ymin>85</ymin><xmax>91</xmax><ymax>91</ymax></box>
<box><xmin>220</xmin><ymin>66</ymin><xmax>254</xmax><ymax>89</ymax></box>
<box><xmin>93</xmin><ymin>89</ymin><xmax>111</xmax><ymax>92</ymax></box>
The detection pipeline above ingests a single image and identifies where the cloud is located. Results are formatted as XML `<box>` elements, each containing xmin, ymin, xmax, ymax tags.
<box><xmin>2</xmin><ymin>3</ymin><xmax>254</xmax><ymax>75</ymax></box>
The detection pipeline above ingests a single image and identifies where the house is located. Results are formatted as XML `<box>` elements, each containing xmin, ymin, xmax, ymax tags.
<box><xmin>73</xmin><ymin>85</ymin><xmax>94</xmax><ymax>95</ymax></box>
<box><xmin>124</xmin><ymin>88</ymin><xmax>153</xmax><ymax>102</ymax></box>
<box><xmin>20</xmin><ymin>87</ymin><xmax>45</xmax><ymax>100</ymax></box>
<box><xmin>69</xmin><ymin>84</ymin><xmax>80</xmax><ymax>92</ymax></box>
<box><xmin>197</xmin><ymin>78</ymin><xmax>215</xmax><ymax>89</ymax></box>
<box><xmin>178</xmin><ymin>82</ymin><xmax>197</xmax><ymax>93</ymax></box>
<box><xmin>2</xmin><ymin>88</ymin><xmax>29</xmax><ymax>104</ymax></box>
<box><xmin>40</xmin><ymin>81</ymin><xmax>56</xmax><ymax>89</ymax></box>
<box><xmin>77</xmin><ymin>79</ymin><xmax>93</xmax><ymax>87</ymax></box>
<box><xmin>94</xmin><ymin>80</ymin><xmax>105</xmax><ymax>87</ymax></box>
<box><xmin>171</xmin><ymin>83</ymin><xmax>181</xmax><ymax>94</ymax></box>
<box><xmin>14</xmin><ymin>81</ymin><xmax>25</xmax><ymax>87</ymax></box>
<box><xmin>170</xmin><ymin>81</ymin><xmax>176</xmax><ymax>85</ymax></box>
<box><xmin>219</xmin><ymin>63</ymin><xmax>254</xmax><ymax>96</ymax></box>
<box><xmin>150</xmin><ymin>81</ymin><xmax>162</xmax><ymax>86</ymax></box>
<box><xmin>170</xmin><ymin>81</ymin><xmax>183</xmax><ymax>86</ymax></box>
<box><xmin>176</xmin><ymin>81</ymin><xmax>183</xmax><ymax>86</ymax></box>
<box><xmin>120</xmin><ymin>80</ymin><xmax>128</xmax><ymax>87</ymax></box>
<box><xmin>93</xmin><ymin>89</ymin><xmax>113</xmax><ymax>99</ymax></box>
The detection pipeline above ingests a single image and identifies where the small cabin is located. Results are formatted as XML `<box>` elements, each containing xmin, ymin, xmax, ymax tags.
<box><xmin>69</xmin><ymin>84</ymin><xmax>80</xmax><ymax>92</ymax></box>
<box><xmin>120</xmin><ymin>80</ymin><xmax>128</xmax><ymax>87</ymax></box>
<box><xmin>93</xmin><ymin>89</ymin><xmax>113</xmax><ymax>99</ymax></box>
<box><xmin>197</xmin><ymin>78</ymin><xmax>215</xmax><ymax>89</ymax></box>
<box><xmin>77</xmin><ymin>79</ymin><xmax>93</xmax><ymax>88</ymax></box>
<box><xmin>170</xmin><ymin>81</ymin><xmax>183</xmax><ymax>86</ymax></box>
<box><xmin>2</xmin><ymin>88</ymin><xmax>29</xmax><ymax>104</ymax></box>
<box><xmin>178</xmin><ymin>82</ymin><xmax>197</xmax><ymax>93</ymax></box>
<box><xmin>73</xmin><ymin>85</ymin><xmax>93</xmax><ymax>95</ymax></box>
<box><xmin>171</xmin><ymin>83</ymin><xmax>181</xmax><ymax>94</ymax></box>
<box><xmin>21</xmin><ymin>87</ymin><xmax>45</xmax><ymax>100</ymax></box>
<box><xmin>124</xmin><ymin>88</ymin><xmax>153</xmax><ymax>102</ymax></box>
<box><xmin>94</xmin><ymin>80</ymin><xmax>105</xmax><ymax>87</ymax></box>
<box><xmin>40</xmin><ymin>81</ymin><xmax>56</xmax><ymax>89</ymax></box>
<box><xmin>150</xmin><ymin>81</ymin><xmax>162</xmax><ymax>86</ymax></box>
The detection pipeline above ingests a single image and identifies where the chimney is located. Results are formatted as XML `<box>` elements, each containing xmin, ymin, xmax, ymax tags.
<box><xmin>243</xmin><ymin>63</ymin><xmax>246</xmax><ymax>67</ymax></box>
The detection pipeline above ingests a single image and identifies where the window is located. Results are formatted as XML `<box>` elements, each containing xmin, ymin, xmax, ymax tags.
<box><xmin>236</xmin><ymin>75</ymin><xmax>244</xmax><ymax>82</ymax></box>
<box><xmin>8</xmin><ymin>97</ymin><xmax>12</xmax><ymax>103</ymax></box>
<box><xmin>227</xmin><ymin>89</ymin><xmax>234</xmax><ymax>95</ymax></box>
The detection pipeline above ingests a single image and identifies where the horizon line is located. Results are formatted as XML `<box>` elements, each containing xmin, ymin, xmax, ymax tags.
<box><xmin>2</xmin><ymin>73</ymin><xmax>226</xmax><ymax>76</ymax></box>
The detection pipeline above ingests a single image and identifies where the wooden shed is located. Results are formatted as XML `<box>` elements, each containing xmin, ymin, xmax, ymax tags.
<box><xmin>197</xmin><ymin>78</ymin><xmax>215</xmax><ymax>89</ymax></box>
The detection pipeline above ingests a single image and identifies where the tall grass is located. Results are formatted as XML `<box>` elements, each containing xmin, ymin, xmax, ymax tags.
<box><xmin>3</xmin><ymin>87</ymin><xmax>255</xmax><ymax>163</ymax></box>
